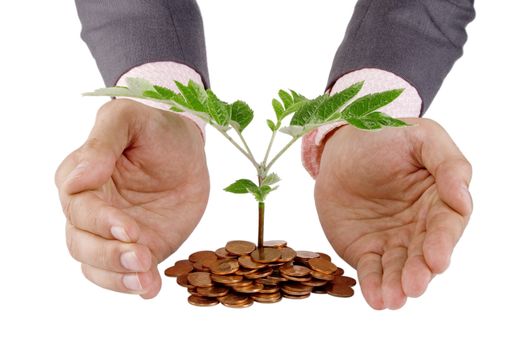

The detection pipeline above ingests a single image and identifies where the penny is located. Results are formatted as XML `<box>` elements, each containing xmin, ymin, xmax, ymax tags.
<box><xmin>176</xmin><ymin>274</ymin><xmax>192</xmax><ymax>288</ymax></box>
<box><xmin>251</xmin><ymin>247</ymin><xmax>281</xmax><ymax>263</ymax></box>
<box><xmin>310</xmin><ymin>270</ymin><xmax>335</xmax><ymax>281</ymax></box>
<box><xmin>295</xmin><ymin>251</ymin><xmax>320</xmax><ymax>260</ymax></box>
<box><xmin>334</xmin><ymin>267</ymin><xmax>345</xmax><ymax>276</ymax></box>
<box><xmin>277</xmin><ymin>247</ymin><xmax>297</xmax><ymax>263</ymax></box>
<box><xmin>282</xmin><ymin>293</ymin><xmax>310</xmax><ymax>300</ymax></box>
<box><xmin>308</xmin><ymin>257</ymin><xmax>338</xmax><ymax>274</ymax></box>
<box><xmin>235</xmin><ymin>267</ymin><xmax>259</xmax><ymax>275</ymax></box>
<box><xmin>280</xmin><ymin>265</ymin><xmax>311</xmax><ymax>277</ymax></box>
<box><xmin>221</xmin><ymin>296</ymin><xmax>254</xmax><ymax>308</ymax></box>
<box><xmin>225</xmin><ymin>240</ymin><xmax>256</xmax><ymax>256</ymax></box>
<box><xmin>312</xmin><ymin>286</ymin><xmax>328</xmax><ymax>294</ymax></box>
<box><xmin>332</xmin><ymin>275</ymin><xmax>357</xmax><ymax>287</ymax></box>
<box><xmin>196</xmin><ymin>286</ymin><xmax>229</xmax><ymax>298</ymax></box>
<box><xmin>258</xmin><ymin>285</ymin><xmax>280</xmax><ymax>294</ymax></box>
<box><xmin>282</xmin><ymin>275</ymin><xmax>311</xmax><ymax>282</ymax></box>
<box><xmin>164</xmin><ymin>259</ymin><xmax>193</xmax><ymax>277</ymax></box>
<box><xmin>263</xmin><ymin>240</ymin><xmax>288</xmax><ymax>248</ymax></box>
<box><xmin>189</xmin><ymin>250</ymin><xmax>217</xmax><ymax>263</ymax></box>
<box><xmin>301</xmin><ymin>279</ymin><xmax>328</xmax><ymax>287</ymax></box>
<box><xmin>281</xmin><ymin>283</ymin><xmax>313</xmax><ymax>295</ymax></box>
<box><xmin>317</xmin><ymin>252</ymin><xmax>332</xmax><ymax>261</ymax></box>
<box><xmin>233</xmin><ymin>282</ymin><xmax>264</xmax><ymax>294</ymax></box>
<box><xmin>225</xmin><ymin>279</ymin><xmax>253</xmax><ymax>288</ymax></box>
<box><xmin>238</xmin><ymin>255</ymin><xmax>266</xmax><ymax>269</ymax></box>
<box><xmin>327</xmin><ymin>284</ymin><xmax>354</xmax><ymax>298</ymax></box>
<box><xmin>209</xmin><ymin>259</ymin><xmax>239</xmax><ymax>275</ymax></box>
<box><xmin>187</xmin><ymin>272</ymin><xmax>213</xmax><ymax>288</ymax></box>
<box><xmin>192</xmin><ymin>262</ymin><xmax>210</xmax><ymax>272</ymax></box>
<box><xmin>215</xmin><ymin>247</ymin><xmax>232</xmax><ymax>259</ymax></box>
<box><xmin>245</xmin><ymin>266</ymin><xmax>273</xmax><ymax>279</ymax></box>
<box><xmin>187</xmin><ymin>295</ymin><xmax>219</xmax><ymax>307</ymax></box>
<box><xmin>211</xmin><ymin>274</ymin><xmax>243</xmax><ymax>284</ymax></box>
<box><xmin>252</xmin><ymin>292</ymin><xmax>282</xmax><ymax>303</ymax></box>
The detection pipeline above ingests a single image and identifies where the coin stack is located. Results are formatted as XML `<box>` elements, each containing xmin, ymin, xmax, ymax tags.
<box><xmin>164</xmin><ymin>240</ymin><xmax>356</xmax><ymax>308</ymax></box>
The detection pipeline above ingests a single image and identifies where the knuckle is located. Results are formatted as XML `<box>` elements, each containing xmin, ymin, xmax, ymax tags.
<box><xmin>65</xmin><ymin>226</ymin><xmax>78</xmax><ymax>259</ymax></box>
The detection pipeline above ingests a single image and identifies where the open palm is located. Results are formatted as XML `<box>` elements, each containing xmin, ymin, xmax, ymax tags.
<box><xmin>315</xmin><ymin>118</ymin><xmax>472</xmax><ymax>309</ymax></box>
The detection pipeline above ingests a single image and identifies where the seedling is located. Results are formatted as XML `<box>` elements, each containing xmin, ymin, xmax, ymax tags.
<box><xmin>85</xmin><ymin>78</ymin><xmax>407</xmax><ymax>248</ymax></box>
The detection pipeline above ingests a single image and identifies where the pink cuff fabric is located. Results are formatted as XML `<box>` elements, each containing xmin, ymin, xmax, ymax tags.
<box><xmin>301</xmin><ymin>68</ymin><xmax>423</xmax><ymax>179</ymax></box>
<box><xmin>116</xmin><ymin>61</ymin><xmax>206</xmax><ymax>140</ymax></box>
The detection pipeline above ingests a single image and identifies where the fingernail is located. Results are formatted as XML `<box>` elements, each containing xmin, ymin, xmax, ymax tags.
<box><xmin>121</xmin><ymin>251</ymin><xmax>142</xmax><ymax>271</ymax></box>
<box><xmin>67</xmin><ymin>161</ymin><xmax>89</xmax><ymax>181</ymax></box>
<box><xmin>123</xmin><ymin>274</ymin><xmax>143</xmax><ymax>291</ymax></box>
<box><xmin>111</xmin><ymin>226</ymin><xmax>130</xmax><ymax>242</ymax></box>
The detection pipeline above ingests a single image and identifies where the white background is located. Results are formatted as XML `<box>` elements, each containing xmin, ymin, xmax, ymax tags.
<box><xmin>1</xmin><ymin>1</ymin><xmax>524</xmax><ymax>349</ymax></box>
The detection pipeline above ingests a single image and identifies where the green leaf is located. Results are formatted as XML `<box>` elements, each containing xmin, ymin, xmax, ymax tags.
<box><xmin>126</xmin><ymin>77</ymin><xmax>154</xmax><ymax>94</ymax></box>
<box><xmin>230</xmin><ymin>100</ymin><xmax>254</xmax><ymax>132</ymax></box>
<box><xmin>266</xmin><ymin>119</ymin><xmax>277</xmax><ymax>132</ymax></box>
<box><xmin>187</xmin><ymin>80</ymin><xmax>208</xmax><ymax>105</ymax></box>
<box><xmin>170</xmin><ymin>106</ymin><xmax>184</xmax><ymax>113</ymax></box>
<box><xmin>262</xmin><ymin>173</ymin><xmax>281</xmax><ymax>186</ymax></box>
<box><xmin>223</xmin><ymin>179</ymin><xmax>258</xmax><ymax>194</ymax></box>
<box><xmin>279</xmin><ymin>125</ymin><xmax>305</xmax><ymax>137</ymax></box>
<box><xmin>316</xmin><ymin>81</ymin><xmax>363</xmax><ymax>119</ymax></box>
<box><xmin>290</xmin><ymin>94</ymin><xmax>329</xmax><ymax>126</ymax></box>
<box><xmin>272</xmin><ymin>98</ymin><xmax>284</xmax><ymax>120</ymax></box>
<box><xmin>342</xmin><ymin>89</ymin><xmax>404</xmax><ymax>118</ymax></box>
<box><xmin>367</xmin><ymin>111</ymin><xmax>409</xmax><ymax>127</ymax></box>
<box><xmin>176</xmin><ymin>81</ymin><xmax>206</xmax><ymax>112</ymax></box>
<box><xmin>290</xmin><ymin>89</ymin><xmax>307</xmax><ymax>103</ymax></box>
<box><xmin>82</xmin><ymin>86</ymin><xmax>135</xmax><ymax>97</ymax></box>
<box><xmin>278</xmin><ymin>90</ymin><xmax>293</xmax><ymax>108</ymax></box>
<box><xmin>153</xmin><ymin>85</ymin><xmax>176</xmax><ymax>100</ymax></box>
<box><xmin>172</xmin><ymin>93</ymin><xmax>191</xmax><ymax>109</ymax></box>
<box><xmin>207</xmin><ymin>90</ymin><xmax>230</xmax><ymax>126</ymax></box>
<box><xmin>142</xmin><ymin>90</ymin><xmax>163</xmax><ymax>99</ymax></box>
<box><xmin>345</xmin><ymin>117</ymin><xmax>382</xmax><ymax>130</ymax></box>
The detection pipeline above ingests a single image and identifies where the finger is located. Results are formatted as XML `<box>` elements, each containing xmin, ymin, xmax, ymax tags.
<box><xmin>381</xmin><ymin>246</ymin><xmax>408</xmax><ymax>310</ymax></box>
<box><xmin>55</xmin><ymin>99</ymin><xmax>137</xmax><ymax>195</ymax></box>
<box><xmin>402</xmin><ymin>233</ymin><xmax>432</xmax><ymax>297</ymax></box>
<box><xmin>417</xmin><ymin>119</ymin><xmax>473</xmax><ymax>217</ymax></box>
<box><xmin>423</xmin><ymin>199</ymin><xmax>466</xmax><ymax>274</ymax></box>
<box><xmin>140</xmin><ymin>263</ymin><xmax>162</xmax><ymax>300</ymax></box>
<box><xmin>63</xmin><ymin>191</ymin><xmax>140</xmax><ymax>242</ymax></box>
<box><xmin>357</xmin><ymin>253</ymin><xmax>385</xmax><ymax>310</ymax></box>
<box><xmin>81</xmin><ymin>263</ymin><xmax>161</xmax><ymax>298</ymax></box>
<box><xmin>66</xmin><ymin>223</ymin><xmax>151</xmax><ymax>272</ymax></box>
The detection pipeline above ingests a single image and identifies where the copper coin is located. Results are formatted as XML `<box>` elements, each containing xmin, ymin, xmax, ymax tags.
<box><xmin>188</xmin><ymin>288</ymin><xmax>201</xmax><ymax>296</ymax></box>
<box><xmin>295</xmin><ymin>251</ymin><xmax>320</xmax><ymax>260</ymax></box>
<box><xmin>164</xmin><ymin>259</ymin><xmax>193</xmax><ymax>277</ymax></box>
<box><xmin>187</xmin><ymin>295</ymin><xmax>219</xmax><ymax>307</ymax></box>
<box><xmin>238</xmin><ymin>255</ymin><xmax>266</xmax><ymax>269</ymax></box>
<box><xmin>211</xmin><ymin>274</ymin><xmax>243</xmax><ymax>284</ymax></box>
<box><xmin>222</xmin><ymin>297</ymin><xmax>253</xmax><ymax>308</ymax></box>
<box><xmin>317</xmin><ymin>252</ymin><xmax>332</xmax><ymax>261</ymax></box>
<box><xmin>187</xmin><ymin>272</ymin><xmax>213</xmax><ymax>288</ymax></box>
<box><xmin>283</xmin><ymin>293</ymin><xmax>310</xmax><ymax>300</ymax></box>
<box><xmin>281</xmin><ymin>283</ymin><xmax>313</xmax><ymax>295</ymax></box>
<box><xmin>215</xmin><ymin>247</ymin><xmax>232</xmax><ymax>259</ymax></box>
<box><xmin>251</xmin><ymin>292</ymin><xmax>282</xmax><ymax>303</ymax></box>
<box><xmin>263</xmin><ymin>240</ymin><xmax>288</xmax><ymax>248</ymax></box>
<box><xmin>327</xmin><ymin>284</ymin><xmax>354</xmax><ymax>298</ymax></box>
<box><xmin>196</xmin><ymin>286</ymin><xmax>229</xmax><ymax>298</ymax></box>
<box><xmin>310</xmin><ymin>270</ymin><xmax>335</xmax><ymax>281</ymax></box>
<box><xmin>189</xmin><ymin>250</ymin><xmax>217</xmax><ymax>263</ymax></box>
<box><xmin>209</xmin><ymin>259</ymin><xmax>239</xmax><ymax>275</ymax></box>
<box><xmin>235</xmin><ymin>267</ymin><xmax>259</xmax><ymax>275</ymax></box>
<box><xmin>225</xmin><ymin>240</ymin><xmax>256</xmax><ymax>256</ymax></box>
<box><xmin>277</xmin><ymin>247</ymin><xmax>297</xmax><ymax>263</ymax></box>
<box><xmin>233</xmin><ymin>282</ymin><xmax>264</xmax><ymax>294</ymax></box>
<box><xmin>282</xmin><ymin>275</ymin><xmax>312</xmax><ymax>282</ymax></box>
<box><xmin>334</xmin><ymin>267</ymin><xmax>345</xmax><ymax>276</ymax></box>
<box><xmin>192</xmin><ymin>262</ymin><xmax>210</xmax><ymax>272</ymax></box>
<box><xmin>245</xmin><ymin>266</ymin><xmax>273</xmax><ymax>279</ymax></box>
<box><xmin>332</xmin><ymin>275</ymin><xmax>357</xmax><ymax>287</ymax></box>
<box><xmin>258</xmin><ymin>285</ymin><xmax>280</xmax><ymax>294</ymax></box>
<box><xmin>280</xmin><ymin>265</ymin><xmax>311</xmax><ymax>277</ymax></box>
<box><xmin>176</xmin><ymin>274</ymin><xmax>192</xmax><ymax>288</ymax></box>
<box><xmin>301</xmin><ymin>279</ymin><xmax>328</xmax><ymax>287</ymax></box>
<box><xmin>250</xmin><ymin>248</ymin><xmax>281</xmax><ymax>263</ymax></box>
<box><xmin>308</xmin><ymin>257</ymin><xmax>338</xmax><ymax>274</ymax></box>
<box><xmin>312</xmin><ymin>286</ymin><xmax>328</xmax><ymax>294</ymax></box>
<box><xmin>226</xmin><ymin>279</ymin><xmax>253</xmax><ymax>287</ymax></box>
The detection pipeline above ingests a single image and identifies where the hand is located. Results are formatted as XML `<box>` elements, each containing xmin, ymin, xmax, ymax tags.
<box><xmin>55</xmin><ymin>99</ymin><xmax>210</xmax><ymax>298</ymax></box>
<box><xmin>314</xmin><ymin>118</ymin><xmax>472</xmax><ymax>309</ymax></box>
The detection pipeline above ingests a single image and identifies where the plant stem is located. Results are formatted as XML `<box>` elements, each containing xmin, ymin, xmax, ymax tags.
<box><xmin>216</xmin><ymin>127</ymin><xmax>259</xmax><ymax>169</ymax></box>
<box><xmin>258</xmin><ymin>201</ymin><xmax>265</xmax><ymax>248</ymax></box>
<box><xmin>262</xmin><ymin>130</ymin><xmax>277</xmax><ymax>167</ymax></box>
<box><xmin>265</xmin><ymin>136</ymin><xmax>300</xmax><ymax>172</ymax></box>
<box><xmin>235</xmin><ymin>129</ymin><xmax>257</xmax><ymax>165</ymax></box>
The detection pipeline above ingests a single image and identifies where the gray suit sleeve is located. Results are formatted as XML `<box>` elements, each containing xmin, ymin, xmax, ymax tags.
<box><xmin>75</xmin><ymin>0</ymin><xmax>209</xmax><ymax>88</ymax></box>
<box><xmin>328</xmin><ymin>0</ymin><xmax>475</xmax><ymax>114</ymax></box>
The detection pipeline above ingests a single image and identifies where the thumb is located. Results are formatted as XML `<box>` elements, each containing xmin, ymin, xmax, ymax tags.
<box><xmin>419</xmin><ymin>119</ymin><xmax>473</xmax><ymax>218</ymax></box>
<box><xmin>56</xmin><ymin>100</ymin><xmax>134</xmax><ymax>195</ymax></box>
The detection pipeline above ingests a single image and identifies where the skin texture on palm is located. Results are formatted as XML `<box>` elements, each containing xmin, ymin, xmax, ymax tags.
<box><xmin>315</xmin><ymin>118</ymin><xmax>473</xmax><ymax>310</ymax></box>
<box><xmin>55</xmin><ymin>99</ymin><xmax>210</xmax><ymax>298</ymax></box>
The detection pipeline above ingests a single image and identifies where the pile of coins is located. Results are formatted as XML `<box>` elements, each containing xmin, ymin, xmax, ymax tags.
<box><xmin>164</xmin><ymin>240</ymin><xmax>356</xmax><ymax>308</ymax></box>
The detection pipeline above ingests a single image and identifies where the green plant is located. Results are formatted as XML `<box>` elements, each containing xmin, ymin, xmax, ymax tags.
<box><xmin>85</xmin><ymin>78</ymin><xmax>408</xmax><ymax>248</ymax></box>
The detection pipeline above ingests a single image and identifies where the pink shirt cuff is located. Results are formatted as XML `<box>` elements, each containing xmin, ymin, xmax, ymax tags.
<box><xmin>301</xmin><ymin>68</ymin><xmax>423</xmax><ymax>179</ymax></box>
<box><xmin>116</xmin><ymin>61</ymin><xmax>206</xmax><ymax>140</ymax></box>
